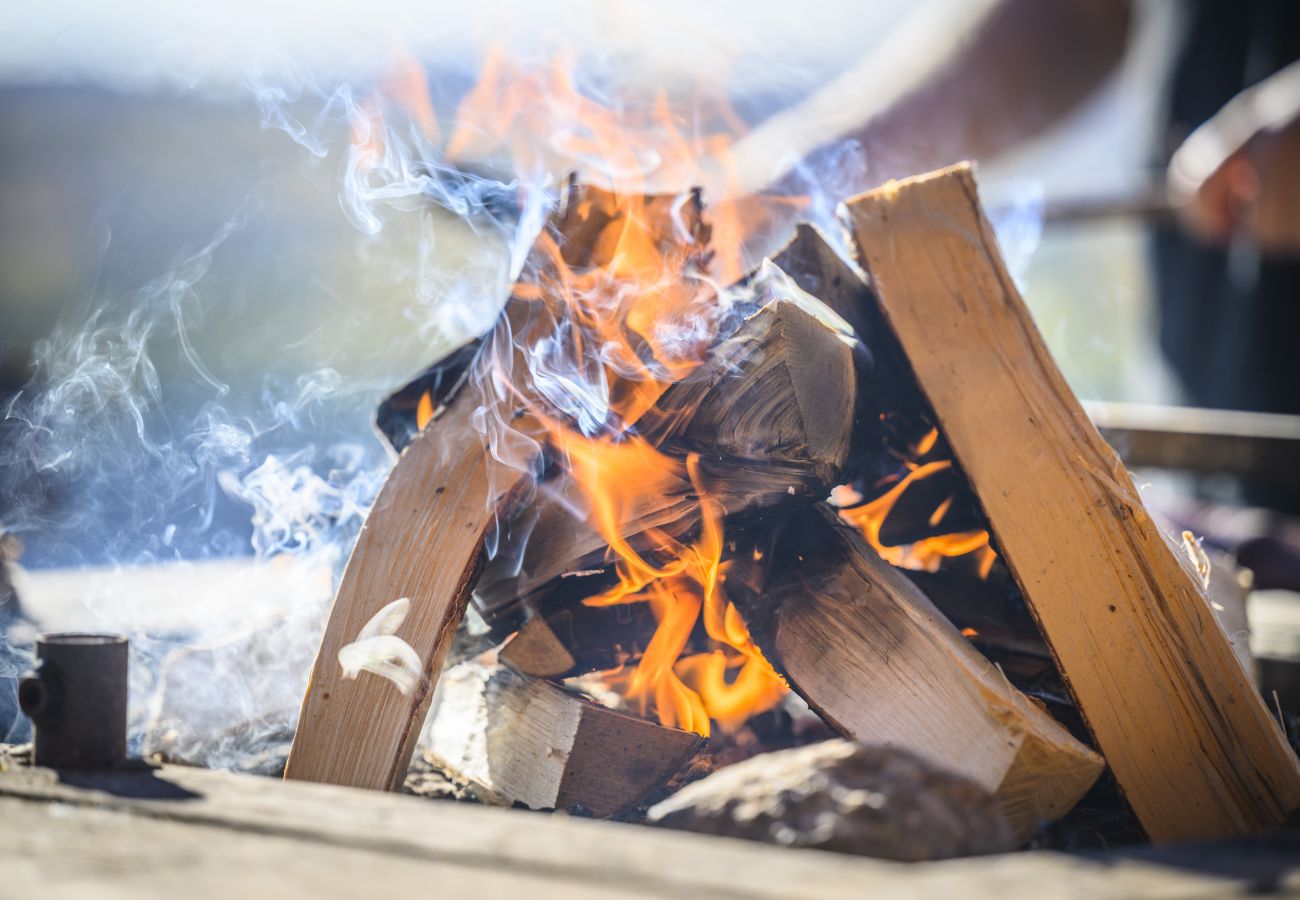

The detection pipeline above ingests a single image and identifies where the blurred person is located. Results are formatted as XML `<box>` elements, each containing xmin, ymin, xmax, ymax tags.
<box><xmin>731</xmin><ymin>0</ymin><xmax>1300</xmax><ymax>513</ymax></box>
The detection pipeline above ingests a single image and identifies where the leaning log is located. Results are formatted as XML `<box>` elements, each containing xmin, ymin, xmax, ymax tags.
<box><xmin>284</xmin><ymin>373</ymin><xmax>536</xmax><ymax>790</ymax></box>
<box><xmin>844</xmin><ymin>163</ymin><xmax>1300</xmax><ymax>840</ymax></box>
<box><xmin>728</xmin><ymin>505</ymin><xmax>1103</xmax><ymax>841</ymax></box>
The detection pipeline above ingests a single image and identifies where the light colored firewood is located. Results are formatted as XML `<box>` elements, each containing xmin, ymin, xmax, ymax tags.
<box><xmin>844</xmin><ymin>163</ymin><xmax>1300</xmax><ymax>840</ymax></box>
<box><xmin>730</xmin><ymin>506</ymin><xmax>1102</xmax><ymax>841</ymax></box>
<box><xmin>427</xmin><ymin>662</ymin><xmax>704</xmax><ymax>817</ymax></box>
<box><xmin>284</xmin><ymin>381</ymin><xmax>533</xmax><ymax>790</ymax></box>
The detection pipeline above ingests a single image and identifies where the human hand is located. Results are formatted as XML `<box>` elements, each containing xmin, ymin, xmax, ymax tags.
<box><xmin>1169</xmin><ymin>62</ymin><xmax>1300</xmax><ymax>254</ymax></box>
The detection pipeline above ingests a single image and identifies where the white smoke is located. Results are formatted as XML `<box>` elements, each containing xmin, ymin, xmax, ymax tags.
<box><xmin>0</xmin><ymin>17</ymin><xmax>1053</xmax><ymax>767</ymax></box>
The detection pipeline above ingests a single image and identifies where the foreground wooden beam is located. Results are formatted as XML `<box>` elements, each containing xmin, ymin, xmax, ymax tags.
<box><xmin>15</xmin><ymin>759</ymin><xmax>1295</xmax><ymax>900</ymax></box>
<box><xmin>844</xmin><ymin>163</ymin><xmax>1300</xmax><ymax>840</ymax></box>
<box><xmin>427</xmin><ymin>663</ymin><xmax>703</xmax><ymax>817</ymax></box>
<box><xmin>730</xmin><ymin>506</ymin><xmax>1102</xmax><ymax>841</ymax></box>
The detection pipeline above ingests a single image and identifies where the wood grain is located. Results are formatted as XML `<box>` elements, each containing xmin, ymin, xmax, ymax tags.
<box><xmin>427</xmin><ymin>663</ymin><xmax>703</xmax><ymax>817</ymax></box>
<box><xmin>733</xmin><ymin>506</ymin><xmax>1102</xmax><ymax>840</ymax></box>
<box><xmin>13</xmin><ymin>762</ymin><xmax>1289</xmax><ymax>900</ymax></box>
<box><xmin>284</xmin><ymin>381</ymin><xmax>531</xmax><ymax>790</ymax></box>
<box><xmin>844</xmin><ymin>163</ymin><xmax>1300</xmax><ymax>840</ymax></box>
<box><xmin>478</xmin><ymin>295</ymin><xmax>858</xmax><ymax>617</ymax></box>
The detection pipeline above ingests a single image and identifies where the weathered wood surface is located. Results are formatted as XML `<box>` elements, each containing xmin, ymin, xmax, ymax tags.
<box><xmin>285</xmin><ymin>384</ymin><xmax>533</xmax><ymax>790</ymax></box>
<box><xmin>731</xmin><ymin>506</ymin><xmax>1102</xmax><ymax>841</ymax></box>
<box><xmin>844</xmin><ymin>163</ymin><xmax>1300</xmax><ymax>841</ymax></box>
<box><xmin>426</xmin><ymin>662</ymin><xmax>703</xmax><ymax>817</ymax></box>
<box><xmin>1</xmin><ymin>761</ymin><xmax>1296</xmax><ymax>899</ymax></box>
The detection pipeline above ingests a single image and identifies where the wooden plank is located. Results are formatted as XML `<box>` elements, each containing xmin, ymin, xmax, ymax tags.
<box><xmin>844</xmin><ymin>163</ymin><xmax>1300</xmax><ymax>840</ymax></box>
<box><xmin>3</xmin><ymin>761</ymin><xmax>1296</xmax><ymax>899</ymax></box>
<box><xmin>284</xmin><ymin>375</ymin><xmax>533</xmax><ymax>790</ymax></box>
<box><xmin>426</xmin><ymin>663</ymin><xmax>703</xmax><ymax>816</ymax></box>
<box><xmin>730</xmin><ymin>506</ymin><xmax>1102</xmax><ymax>841</ymax></box>
<box><xmin>0</xmin><ymin>763</ymin><xmax>903</xmax><ymax>900</ymax></box>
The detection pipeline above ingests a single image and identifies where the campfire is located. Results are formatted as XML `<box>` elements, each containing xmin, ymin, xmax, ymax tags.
<box><xmin>271</xmin><ymin>57</ymin><xmax>1300</xmax><ymax>854</ymax></box>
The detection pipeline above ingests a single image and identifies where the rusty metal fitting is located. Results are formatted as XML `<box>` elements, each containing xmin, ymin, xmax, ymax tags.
<box><xmin>19</xmin><ymin>633</ymin><xmax>128</xmax><ymax>769</ymax></box>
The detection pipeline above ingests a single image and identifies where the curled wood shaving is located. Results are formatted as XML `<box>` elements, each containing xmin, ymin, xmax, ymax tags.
<box><xmin>338</xmin><ymin>597</ymin><xmax>422</xmax><ymax>695</ymax></box>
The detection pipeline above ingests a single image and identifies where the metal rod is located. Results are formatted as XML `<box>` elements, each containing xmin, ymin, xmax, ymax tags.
<box><xmin>1041</xmin><ymin>183</ymin><xmax>1175</xmax><ymax>227</ymax></box>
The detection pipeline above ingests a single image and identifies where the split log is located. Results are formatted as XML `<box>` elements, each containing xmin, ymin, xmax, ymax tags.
<box><xmin>728</xmin><ymin>505</ymin><xmax>1103</xmax><ymax>841</ymax></box>
<box><xmin>770</xmin><ymin>222</ymin><xmax>873</xmax><ymax>350</ymax></box>
<box><xmin>844</xmin><ymin>163</ymin><xmax>1300</xmax><ymax>840</ymax></box>
<box><xmin>284</xmin><ymin>379</ymin><xmax>536</xmax><ymax>790</ymax></box>
<box><xmin>426</xmin><ymin>662</ymin><xmax>704</xmax><ymax>817</ymax></box>
<box><xmin>476</xmin><ymin>292</ymin><xmax>859</xmax><ymax>620</ymax></box>
<box><xmin>639</xmin><ymin>288</ymin><xmax>858</xmax><ymax>484</ymax></box>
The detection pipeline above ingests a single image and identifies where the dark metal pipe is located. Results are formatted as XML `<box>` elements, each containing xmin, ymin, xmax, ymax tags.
<box><xmin>19</xmin><ymin>633</ymin><xmax>128</xmax><ymax>769</ymax></box>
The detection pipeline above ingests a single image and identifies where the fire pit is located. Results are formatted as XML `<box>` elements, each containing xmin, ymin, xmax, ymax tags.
<box><xmin>280</xmin><ymin>158</ymin><xmax>1297</xmax><ymax>848</ymax></box>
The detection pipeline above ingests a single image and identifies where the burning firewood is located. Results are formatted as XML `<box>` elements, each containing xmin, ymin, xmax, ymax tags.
<box><xmin>844</xmin><ymin>163</ymin><xmax>1300</xmax><ymax>840</ymax></box>
<box><xmin>498</xmin><ymin>602</ymin><xmax>657</xmax><ymax>680</ymax></box>
<box><xmin>726</xmin><ymin>505</ymin><xmax>1103</xmax><ymax>842</ymax></box>
<box><xmin>770</xmin><ymin>222</ymin><xmax>874</xmax><ymax>352</ymax></box>
<box><xmin>477</xmin><ymin>289</ymin><xmax>860</xmax><ymax>623</ymax></box>
<box><xmin>426</xmin><ymin>661</ymin><xmax>704</xmax><ymax>818</ymax></box>
<box><xmin>288</xmin><ymin>181</ymin><xmax>834</xmax><ymax>790</ymax></box>
<box><xmin>286</xmin><ymin>181</ymin><xmax>711</xmax><ymax>790</ymax></box>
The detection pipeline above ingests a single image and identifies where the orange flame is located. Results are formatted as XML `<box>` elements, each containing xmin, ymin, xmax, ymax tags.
<box><xmin>834</xmin><ymin>429</ymin><xmax>998</xmax><ymax>578</ymax></box>
<box><xmin>571</xmin><ymin>450</ymin><xmax>786</xmax><ymax>738</ymax></box>
<box><xmin>380</xmin><ymin>52</ymin><xmax>794</xmax><ymax>735</ymax></box>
